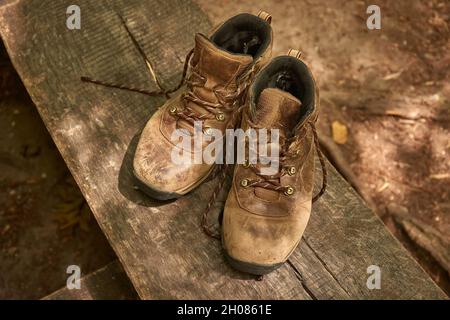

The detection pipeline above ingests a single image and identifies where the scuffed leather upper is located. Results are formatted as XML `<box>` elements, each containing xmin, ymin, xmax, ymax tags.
<box><xmin>133</xmin><ymin>14</ymin><xmax>272</xmax><ymax>195</ymax></box>
<box><xmin>223</xmin><ymin>57</ymin><xmax>320</xmax><ymax>266</ymax></box>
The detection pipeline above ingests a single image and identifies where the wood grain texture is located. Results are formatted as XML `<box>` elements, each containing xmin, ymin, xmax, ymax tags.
<box><xmin>43</xmin><ymin>261</ymin><xmax>138</xmax><ymax>300</ymax></box>
<box><xmin>0</xmin><ymin>0</ymin><xmax>446</xmax><ymax>299</ymax></box>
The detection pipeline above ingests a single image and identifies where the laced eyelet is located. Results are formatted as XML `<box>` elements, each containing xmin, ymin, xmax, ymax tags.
<box><xmin>169</xmin><ymin>106</ymin><xmax>177</xmax><ymax>114</ymax></box>
<box><xmin>216</xmin><ymin>113</ymin><xmax>225</xmax><ymax>121</ymax></box>
<box><xmin>287</xmin><ymin>166</ymin><xmax>296</xmax><ymax>176</ymax></box>
<box><xmin>242</xmin><ymin>159</ymin><xmax>250</xmax><ymax>168</ymax></box>
<box><xmin>240</xmin><ymin>179</ymin><xmax>249</xmax><ymax>188</ymax></box>
<box><xmin>284</xmin><ymin>185</ymin><xmax>295</xmax><ymax>196</ymax></box>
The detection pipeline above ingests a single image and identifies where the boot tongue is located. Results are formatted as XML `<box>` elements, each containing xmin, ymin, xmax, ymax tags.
<box><xmin>194</xmin><ymin>33</ymin><xmax>253</xmax><ymax>85</ymax></box>
<box><xmin>254</xmin><ymin>88</ymin><xmax>302</xmax><ymax>201</ymax></box>
<box><xmin>255</xmin><ymin>88</ymin><xmax>302</xmax><ymax>133</ymax></box>
<box><xmin>178</xmin><ymin>34</ymin><xmax>253</xmax><ymax>133</ymax></box>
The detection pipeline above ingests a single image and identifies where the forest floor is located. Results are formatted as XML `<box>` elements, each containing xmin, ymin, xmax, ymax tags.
<box><xmin>0</xmin><ymin>0</ymin><xmax>448</xmax><ymax>298</ymax></box>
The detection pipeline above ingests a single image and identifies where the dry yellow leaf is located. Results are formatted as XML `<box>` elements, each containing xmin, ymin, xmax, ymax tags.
<box><xmin>331</xmin><ymin>121</ymin><xmax>348</xmax><ymax>144</ymax></box>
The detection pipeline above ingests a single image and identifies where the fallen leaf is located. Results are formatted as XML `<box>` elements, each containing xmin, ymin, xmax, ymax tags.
<box><xmin>331</xmin><ymin>121</ymin><xmax>348</xmax><ymax>144</ymax></box>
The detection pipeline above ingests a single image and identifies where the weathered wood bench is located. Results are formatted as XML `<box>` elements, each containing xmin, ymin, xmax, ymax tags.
<box><xmin>1</xmin><ymin>0</ymin><xmax>446</xmax><ymax>299</ymax></box>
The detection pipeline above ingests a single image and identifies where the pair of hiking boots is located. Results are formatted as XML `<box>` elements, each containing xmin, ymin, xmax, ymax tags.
<box><xmin>133</xmin><ymin>11</ymin><xmax>327</xmax><ymax>276</ymax></box>
<box><xmin>87</xmin><ymin>11</ymin><xmax>326</xmax><ymax>275</ymax></box>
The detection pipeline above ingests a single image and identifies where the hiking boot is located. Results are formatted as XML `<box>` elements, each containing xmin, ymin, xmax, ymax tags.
<box><xmin>222</xmin><ymin>50</ymin><xmax>327</xmax><ymax>275</ymax></box>
<box><xmin>132</xmin><ymin>12</ymin><xmax>273</xmax><ymax>200</ymax></box>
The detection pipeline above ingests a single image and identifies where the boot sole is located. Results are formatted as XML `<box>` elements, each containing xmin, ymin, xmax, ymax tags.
<box><xmin>220</xmin><ymin>214</ymin><xmax>284</xmax><ymax>275</ymax></box>
<box><xmin>132</xmin><ymin>164</ymin><xmax>218</xmax><ymax>201</ymax></box>
<box><xmin>223</xmin><ymin>249</ymin><xmax>283</xmax><ymax>275</ymax></box>
<box><xmin>133</xmin><ymin>172</ymin><xmax>182</xmax><ymax>200</ymax></box>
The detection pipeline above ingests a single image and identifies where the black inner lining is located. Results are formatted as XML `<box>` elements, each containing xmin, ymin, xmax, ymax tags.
<box><xmin>211</xmin><ymin>13</ymin><xmax>272</xmax><ymax>58</ymax></box>
<box><xmin>253</xmin><ymin>56</ymin><xmax>316</xmax><ymax>125</ymax></box>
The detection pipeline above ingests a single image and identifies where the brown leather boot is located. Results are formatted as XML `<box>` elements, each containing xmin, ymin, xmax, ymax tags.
<box><xmin>133</xmin><ymin>12</ymin><xmax>273</xmax><ymax>200</ymax></box>
<box><xmin>222</xmin><ymin>50</ymin><xmax>327</xmax><ymax>275</ymax></box>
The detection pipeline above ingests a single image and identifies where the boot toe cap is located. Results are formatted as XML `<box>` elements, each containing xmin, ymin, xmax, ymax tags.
<box><xmin>133</xmin><ymin>144</ymin><xmax>197</xmax><ymax>195</ymax></box>
<box><xmin>133</xmin><ymin>128</ymin><xmax>212</xmax><ymax>196</ymax></box>
<box><xmin>222</xmin><ymin>209</ymin><xmax>300</xmax><ymax>267</ymax></box>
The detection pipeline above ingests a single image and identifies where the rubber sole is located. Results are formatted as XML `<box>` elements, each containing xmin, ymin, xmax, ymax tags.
<box><xmin>223</xmin><ymin>250</ymin><xmax>283</xmax><ymax>275</ymax></box>
<box><xmin>133</xmin><ymin>171</ymin><xmax>182</xmax><ymax>201</ymax></box>
<box><xmin>132</xmin><ymin>164</ymin><xmax>218</xmax><ymax>201</ymax></box>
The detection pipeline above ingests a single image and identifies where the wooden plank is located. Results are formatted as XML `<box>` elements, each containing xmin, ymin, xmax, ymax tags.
<box><xmin>287</xmin><ymin>160</ymin><xmax>446</xmax><ymax>299</ymax></box>
<box><xmin>43</xmin><ymin>261</ymin><xmax>138</xmax><ymax>300</ymax></box>
<box><xmin>0</xmin><ymin>0</ymin><xmax>446</xmax><ymax>299</ymax></box>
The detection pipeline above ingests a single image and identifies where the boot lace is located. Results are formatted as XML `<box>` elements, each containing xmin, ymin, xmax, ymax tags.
<box><xmin>240</xmin><ymin>117</ymin><xmax>327</xmax><ymax>201</ymax></box>
<box><xmin>201</xmin><ymin>116</ymin><xmax>328</xmax><ymax>240</ymax></box>
<box><xmin>169</xmin><ymin>49</ymin><xmax>260</xmax><ymax>129</ymax></box>
<box><xmin>82</xmin><ymin>48</ymin><xmax>258</xmax><ymax>132</ymax></box>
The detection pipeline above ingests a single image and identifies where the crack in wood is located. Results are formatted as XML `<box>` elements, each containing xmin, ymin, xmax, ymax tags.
<box><xmin>303</xmin><ymin>237</ymin><xmax>352</xmax><ymax>297</ymax></box>
<box><xmin>118</xmin><ymin>12</ymin><xmax>164</xmax><ymax>91</ymax></box>
<box><xmin>287</xmin><ymin>259</ymin><xmax>317</xmax><ymax>300</ymax></box>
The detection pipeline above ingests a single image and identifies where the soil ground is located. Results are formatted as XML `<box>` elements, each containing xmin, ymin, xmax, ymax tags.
<box><xmin>0</xmin><ymin>0</ymin><xmax>449</xmax><ymax>298</ymax></box>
